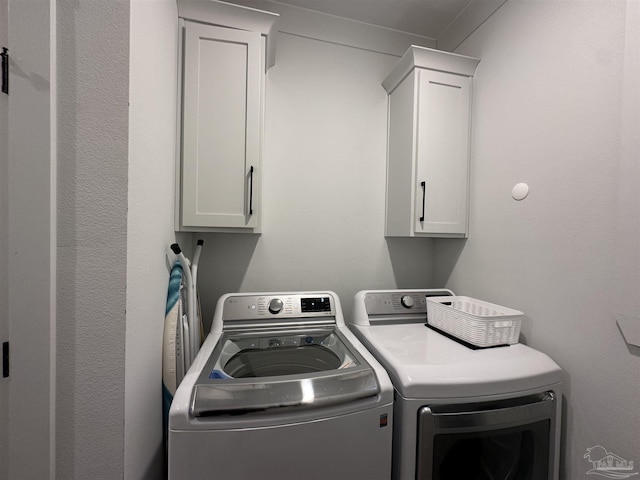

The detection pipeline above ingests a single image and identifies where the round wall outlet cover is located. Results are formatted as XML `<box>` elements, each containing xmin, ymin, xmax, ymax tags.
<box><xmin>512</xmin><ymin>183</ymin><xmax>529</xmax><ymax>201</ymax></box>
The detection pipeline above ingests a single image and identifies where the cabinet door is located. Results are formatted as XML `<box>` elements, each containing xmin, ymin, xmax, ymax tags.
<box><xmin>181</xmin><ymin>21</ymin><xmax>261</xmax><ymax>229</ymax></box>
<box><xmin>414</xmin><ymin>69</ymin><xmax>471</xmax><ymax>236</ymax></box>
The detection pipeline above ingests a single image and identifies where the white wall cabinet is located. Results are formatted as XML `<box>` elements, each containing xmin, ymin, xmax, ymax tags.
<box><xmin>175</xmin><ymin>0</ymin><xmax>278</xmax><ymax>233</ymax></box>
<box><xmin>383</xmin><ymin>46</ymin><xmax>480</xmax><ymax>238</ymax></box>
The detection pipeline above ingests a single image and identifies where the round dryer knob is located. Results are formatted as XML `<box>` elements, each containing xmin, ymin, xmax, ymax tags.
<box><xmin>268</xmin><ymin>298</ymin><xmax>284</xmax><ymax>314</ymax></box>
<box><xmin>400</xmin><ymin>295</ymin><xmax>414</xmax><ymax>308</ymax></box>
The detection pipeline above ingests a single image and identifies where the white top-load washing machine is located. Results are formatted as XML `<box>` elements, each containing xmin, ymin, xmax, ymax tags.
<box><xmin>169</xmin><ymin>291</ymin><xmax>394</xmax><ymax>480</ymax></box>
<box><xmin>350</xmin><ymin>289</ymin><xmax>564</xmax><ymax>480</ymax></box>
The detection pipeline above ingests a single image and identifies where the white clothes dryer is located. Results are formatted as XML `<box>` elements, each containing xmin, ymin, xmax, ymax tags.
<box><xmin>349</xmin><ymin>289</ymin><xmax>564</xmax><ymax>480</ymax></box>
<box><xmin>169</xmin><ymin>291</ymin><xmax>394</xmax><ymax>480</ymax></box>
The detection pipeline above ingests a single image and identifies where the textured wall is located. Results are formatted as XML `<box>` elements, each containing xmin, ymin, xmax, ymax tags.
<box><xmin>438</xmin><ymin>1</ymin><xmax>640</xmax><ymax>478</ymax></box>
<box><xmin>56</xmin><ymin>1</ymin><xmax>130</xmax><ymax>478</ymax></box>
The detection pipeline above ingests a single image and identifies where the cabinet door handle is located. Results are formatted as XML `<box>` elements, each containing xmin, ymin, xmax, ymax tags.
<box><xmin>249</xmin><ymin>166</ymin><xmax>254</xmax><ymax>215</ymax></box>
<box><xmin>420</xmin><ymin>181</ymin><xmax>426</xmax><ymax>222</ymax></box>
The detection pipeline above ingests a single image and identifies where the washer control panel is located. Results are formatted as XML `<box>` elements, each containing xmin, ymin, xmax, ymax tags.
<box><xmin>223</xmin><ymin>294</ymin><xmax>335</xmax><ymax>321</ymax></box>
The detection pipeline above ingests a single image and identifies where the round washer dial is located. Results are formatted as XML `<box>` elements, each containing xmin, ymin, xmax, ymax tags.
<box><xmin>268</xmin><ymin>298</ymin><xmax>284</xmax><ymax>314</ymax></box>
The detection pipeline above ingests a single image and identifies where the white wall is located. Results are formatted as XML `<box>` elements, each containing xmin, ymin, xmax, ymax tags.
<box><xmin>437</xmin><ymin>1</ymin><xmax>640</xmax><ymax>478</ymax></box>
<box><xmin>122</xmin><ymin>5</ymin><xmax>439</xmax><ymax>476</ymax></box>
<box><xmin>196</xmin><ymin>27</ymin><xmax>437</xmax><ymax>331</ymax></box>
<box><xmin>56</xmin><ymin>0</ymin><xmax>130</xmax><ymax>477</ymax></box>
<box><xmin>126</xmin><ymin>0</ymin><xmax>181</xmax><ymax>478</ymax></box>
<box><xmin>11</xmin><ymin>1</ymin><xmax>636</xmax><ymax>479</ymax></box>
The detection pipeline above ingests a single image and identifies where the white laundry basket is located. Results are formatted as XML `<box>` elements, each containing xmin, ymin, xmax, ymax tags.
<box><xmin>426</xmin><ymin>296</ymin><xmax>523</xmax><ymax>347</ymax></box>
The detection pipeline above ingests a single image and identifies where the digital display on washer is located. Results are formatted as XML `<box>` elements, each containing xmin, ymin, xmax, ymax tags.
<box><xmin>301</xmin><ymin>297</ymin><xmax>331</xmax><ymax>313</ymax></box>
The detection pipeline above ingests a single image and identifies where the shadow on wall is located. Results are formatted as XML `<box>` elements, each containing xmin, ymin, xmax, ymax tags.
<box><xmin>431</xmin><ymin>238</ymin><xmax>466</xmax><ymax>287</ymax></box>
<box><xmin>385</xmin><ymin>237</ymin><xmax>440</xmax><ymax>288</ymax></box>
<box><xmin>616</xmin><ymin>317</ymin><xmax>640</xmax><ymax>358</ymax></box>
<box><xmin>140</xmin><ymin>442</ymin><xmax>166</xmax><ymax>480</ymax></box>
<box><xmin>194</xmin><ymin>233</ymin><xmax>260</xmax><ymax>333</ymax></box>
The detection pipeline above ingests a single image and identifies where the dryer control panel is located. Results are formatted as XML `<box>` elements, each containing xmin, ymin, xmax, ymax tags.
<box><xmin>364</xmin><ymin>291</ymin><xmax>454</xmax><ymax>316</ymax></box>
<box><xmin>364</xmin><ymin>292</ymin><xmax>429</xmax><ymax>315</ymax></box>
<box><xmin>360</xmin><ymin>290</ymin><xmax>454</xmax><ymax>326</ymax></box>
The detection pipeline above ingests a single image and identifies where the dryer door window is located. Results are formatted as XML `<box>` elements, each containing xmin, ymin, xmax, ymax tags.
<box><xmin>431</xmin><ymin>421</ymin><xmax>549</xmax><ymax>479</ymax></box>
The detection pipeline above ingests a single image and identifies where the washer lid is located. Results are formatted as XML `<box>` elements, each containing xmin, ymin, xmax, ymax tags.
<box><xmin>190</xmin><ymin>327</ymin><xmax>379</xmax><ymax>416</ymax></box>
<box><xmin>353</xmin><ymin>323</ymin><xmax>563</xmax><ymax>399</ymax></box>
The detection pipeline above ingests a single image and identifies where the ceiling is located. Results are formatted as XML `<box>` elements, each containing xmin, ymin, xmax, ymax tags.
<box><xmin>272</xmin><ymin>0</ymin><xmax>476</xmax><ymax>39</ymax></box>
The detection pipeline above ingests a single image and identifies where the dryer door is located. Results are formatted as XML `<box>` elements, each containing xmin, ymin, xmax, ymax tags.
<box><xmin>416</xmin><ymin>392</ymin><xmax>557</xmax><ymax>480</ymax></box>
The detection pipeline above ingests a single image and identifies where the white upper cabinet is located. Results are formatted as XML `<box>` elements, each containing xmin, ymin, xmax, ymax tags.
<box><xmin>175</xmin><ymin>0</ymin><xmax>279</xmax><ymax>233</ymax></box>
<box><xmin>383</xmin><ymin>46</ymin><xmax>480</xmax><ymax>238</ymax></box>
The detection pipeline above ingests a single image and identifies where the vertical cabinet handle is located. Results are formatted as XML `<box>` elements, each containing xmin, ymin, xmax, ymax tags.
<box><xmin>1</xmin><ymin>47</ymin><xmax>8</xmax><ymax>95</ymax></box>
<box><xmin>419</xmin><ymin>181</ymin><xmax>426</xmax><ymax>222</ymax></box>
<box><xmin>249</xmin><ymin>166</ymin><xmax>254</xmax><ymax>215</ymax></box>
